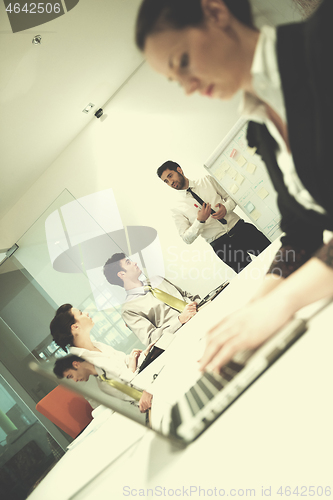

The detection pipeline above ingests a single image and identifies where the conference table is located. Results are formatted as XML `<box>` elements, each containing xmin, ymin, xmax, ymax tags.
<box><xmin>29</xmin><ymin>239</ymin><xmax>333</xmax><ymax>499</ymax></box>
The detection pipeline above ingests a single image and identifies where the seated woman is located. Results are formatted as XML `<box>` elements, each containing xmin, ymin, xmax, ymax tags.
<box><xmin>50</xmin><ymin>304</ymin><xmax>152</xmax><ymax>412</ymax></box>
<box><xmin>135</xmin><ymin>0</ymin><xmax>333</xmax><ymax>371</ymax></box>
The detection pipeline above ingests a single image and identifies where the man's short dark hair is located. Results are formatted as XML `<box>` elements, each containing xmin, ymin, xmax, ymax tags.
<box><xmin>53</xmin><ymin>354</ymin><xmax>86</xmax><ymax>379</ymax></box>
<box><xmin>103</xmin><ymin>252</ymin><xmax>126</xmax><ymax>287</ymax></box>
<box><xmin>50</xmin><ymin>304</ymin><xmax>75</xmax><ymax>352</ymax></box>
<box><xmin>135</xmin><ymin>0</ymin><xmax>253</xmax><ymax>51</ymax></box>
<box><xmin>157</xmin><ymin>160</ymin><xmax>181</xmax><ymax>179</ymax></box>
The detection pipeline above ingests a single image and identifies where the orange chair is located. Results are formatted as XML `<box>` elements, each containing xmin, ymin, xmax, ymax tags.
<box><xmin>36</xmin><ymin>385</ymin><xmax>93</xmax><ymax>439</ymax></box>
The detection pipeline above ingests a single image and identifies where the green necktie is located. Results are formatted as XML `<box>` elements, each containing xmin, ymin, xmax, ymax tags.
<box><xmin>99</xmin><ymin>374</ymin><xmax>142</xmax><ymax>401</ymax></box>
<box><xmin>144</xmin><ymin>285</ymin><xmax>187</xmax><ymax>313</ymax></box>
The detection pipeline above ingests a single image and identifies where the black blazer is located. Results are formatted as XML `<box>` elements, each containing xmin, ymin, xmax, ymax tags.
<box><xmin>247</xmin><ymin>0</ymin><xmax>333</xmax><ymax>259</ymax></box>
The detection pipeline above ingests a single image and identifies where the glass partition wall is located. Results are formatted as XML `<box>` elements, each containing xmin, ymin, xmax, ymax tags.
<box><xmin>0</xmin><ymin>371</ymin><xmax>61</xmax><ymax>499</ymax></box>
<box><xmin>0</xmin><ymin>189</ymin><xmax>147</xmax><ymax>498</ymax></box>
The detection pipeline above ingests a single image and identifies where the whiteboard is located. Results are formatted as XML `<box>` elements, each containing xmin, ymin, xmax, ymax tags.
<box><xmin>204</xmin><ymin>118</ymin><xmax>282</xmax><ymax>242</ymax></box>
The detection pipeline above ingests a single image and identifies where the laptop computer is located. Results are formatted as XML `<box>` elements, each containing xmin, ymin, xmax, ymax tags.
<box><xmin>197</xmin><ymin>280</ymin><xmax>229</xmax><ymax>310</ymax></box>
<box><xmin>30</xmin><ymin>298</ymin><xmax>331</xmax><ymax>446</ymax></box>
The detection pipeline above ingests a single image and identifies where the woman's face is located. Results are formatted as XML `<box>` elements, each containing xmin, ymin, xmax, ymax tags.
<box><xmin>144</xmin><ymin>19</ymin><xmax>249</xmax><ymax>100</ymax></box>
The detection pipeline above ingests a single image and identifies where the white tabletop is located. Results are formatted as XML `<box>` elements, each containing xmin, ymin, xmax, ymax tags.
<box><xmin>29</xmin><ymin>239</ymin><xmax>333</xmax><ymax>499</ymax></box>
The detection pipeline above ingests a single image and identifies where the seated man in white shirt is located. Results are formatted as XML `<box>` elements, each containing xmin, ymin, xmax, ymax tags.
<box><xmin>157</xmin><ymin>161</ymin><xmax>270</xmax><ymax>273</ymax></box>
<box><xmin>103</xmin><ymin>253</ymin><xmax>200</xmax><ymax>346</ymax></box>
<box><xmin>53</xmin><ymin>354</ymin><xmax>152</xmax><ymax>414</ymax></box>
<box><xmin>50</xmin><ymin>303</ymin><xmax>153</xmax><ymax>409</ymax></box>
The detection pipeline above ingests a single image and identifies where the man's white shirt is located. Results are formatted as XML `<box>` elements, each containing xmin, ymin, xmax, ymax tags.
<box><xmin>172</xmin><ymin>176</ymin><xmax>240</xmax><ymax>244</ymax></box>
<box><xmin>69</xmin><ymin>341</ymin><xmax>141</xmax><ymax>403</ymax></box>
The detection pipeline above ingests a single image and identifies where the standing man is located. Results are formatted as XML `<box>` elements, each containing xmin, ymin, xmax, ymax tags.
<box><xmin>157</xmin><ymin>161</ymin><xmax>270</xmax><ymax>273</ymax></box>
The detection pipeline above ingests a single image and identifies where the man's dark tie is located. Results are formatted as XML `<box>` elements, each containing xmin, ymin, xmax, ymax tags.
<box><xmin>187</xmin><ymin>187</ymin><xmax>227</xmax><ymax>224</ymax></box>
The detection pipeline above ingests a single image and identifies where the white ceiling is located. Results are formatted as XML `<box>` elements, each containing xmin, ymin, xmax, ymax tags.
<box><xmin>0</xmin><ymin>0</ymin><xmax>305</xmax><ymax>225</ymax></box>
<box><xmin>0</xmin><ymin>0</ymin><xmax>144</xmax><ymax>219</ymax></box>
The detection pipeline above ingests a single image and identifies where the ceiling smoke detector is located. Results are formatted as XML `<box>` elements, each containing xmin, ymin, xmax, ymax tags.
<box><xmin>32</xmin><ymin>35</ymin><xmax>42</xmax><ymax>45</ymax></box>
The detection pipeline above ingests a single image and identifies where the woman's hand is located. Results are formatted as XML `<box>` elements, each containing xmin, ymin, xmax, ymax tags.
<box><xmin>200</xmin><ymin>256</ymin><xmax>333</xmax><ymax>373</ymax></box>
<box><xmin>199</xmin><ymin>294</ymin><xmax>293</xmax><ymax>373</ymax></box>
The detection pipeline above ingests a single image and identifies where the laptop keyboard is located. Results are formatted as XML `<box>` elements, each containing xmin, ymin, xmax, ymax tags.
<box><xmin>169</xmin><ymin>358</ymin><xmax>260</xmax><ymax>442</ymax></box>
<box><xmin>169</xmin><ymin>317</ymin><xmax>310</xmax><ymax>442</ymax></box>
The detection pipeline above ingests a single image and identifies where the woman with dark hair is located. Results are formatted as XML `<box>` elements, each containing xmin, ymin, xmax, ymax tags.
<box><xmin>135</xmin><ymin>0</ymin><xmax>333</xmax><ymax>372</ymax></box>
<box><xmin>136</xmin><ymin>0</ymin><xmax>254</xmax><ymax>51</ymax></box>
<box><xmin>50</xmin><ymin>304</ymin><xmax>149</xmax><ymax>380</ymax></box>
<box><xmin>50</xmin><ymin>304</ymin><xmax>154</xmax><ymax>411</ymax></box>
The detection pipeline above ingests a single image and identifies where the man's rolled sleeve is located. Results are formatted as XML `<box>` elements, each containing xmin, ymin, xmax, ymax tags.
<box><xmin>223</xmin><ymin>196</ymin><xmax>237</xmax><ymax>214</ymax></box>
<box><xmin>172</xmin><ymin>209</ymin><xmax>205</xmax><ymax>244</ymax></box>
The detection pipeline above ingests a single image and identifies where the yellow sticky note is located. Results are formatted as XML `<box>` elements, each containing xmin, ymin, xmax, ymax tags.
<box><xmin>246</xmin><ymin>163</ymin><xmax>256</xmax><ymax>174</ymax></box>
<box><xmin>236</xmin><ymin>173</ymin><xmax>244</xmax><ymax>185</ymax></box>
<box><xmin>251</xmin><ymin>209</ymin><xmax>261</xmax><ymax>221</ymax></box>
<box><xmin>236</xmin><ymin>155</ymin><xmax>246</xmax><ymax>167</ymax></box>
<box><xmin>213</xmin><ymin>165</ymin><xmax>226</xmax><ymax>180</ymax></box>
<box><xmin>220</xmin><ymin>161</ymin><xmax>230</xmax><ymax>171</ymax></box>
<box><xmin>229</xmin><ymin>184</ymin><xmax>239</xmax><ymax>195</ymax></box>
<box><xmin>258</xmin><ymin>187</ymin><xmax>269</xmax><ymax>200</ymax></box>
<box><xmin>247</xmin><ymin>146</ymin><xmax>257</xmax><ymax>156</ymax></box>
<box><xmin>228</xmin><ymin>167</ymin><xmax>237</xmax><ymax>179</ymax></box>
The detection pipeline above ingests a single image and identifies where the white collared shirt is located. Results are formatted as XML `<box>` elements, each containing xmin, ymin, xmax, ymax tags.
<box><xmin>69</xmin><ymin>341</ymin><xmax>143</xmax><ymax>405</ymax></box>
<box><xmin>69</xmin><ymin>341</ymin><xmax>135</xmax><ymax>384</ymax></box>
<box><xmin>124</xmin><ymin>276</ymin><xmax>164</xmax><ymax>303</ymax></box>
<box><xmin>172</xmin><ymin>176</ymin><xmax>240</xmax><ymax>244</ymax></box>
<box><xmin>241</xmin><ymin>25</ymin><xmax>326</xmax><ymax>215</ymax></box>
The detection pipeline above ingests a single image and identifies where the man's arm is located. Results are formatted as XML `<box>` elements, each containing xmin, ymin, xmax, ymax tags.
<box><xmin>139</xmin><ymin>390</ymin><xmax>153</xmax><ymax>413</ymax></box>
<box><xmin>128</xmin><ymin>349</ymin><xmax>142</xmax><ymax>372</ymax></box>
<box><xmin>122</xmin><ymin>308</ymin><xmax>183</xmax><ymax>346</ymax></box>
<box><xmin>172</xmin><ymin>208</ymin><xmax>206</xmax><ymax>245</ymax></box>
